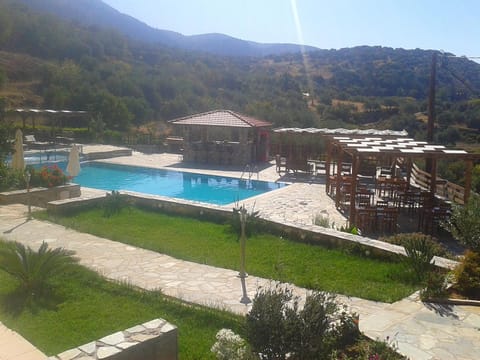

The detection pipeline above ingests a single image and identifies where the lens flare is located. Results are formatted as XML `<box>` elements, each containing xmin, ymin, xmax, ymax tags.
<box><xmin>290</xmin><ymin>0</ymin><xmax>314</xmax><ymax>105</ymax></box>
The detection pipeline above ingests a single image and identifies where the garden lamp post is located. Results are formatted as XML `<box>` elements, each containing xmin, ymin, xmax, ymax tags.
<box><xmin>238</xmin><ymin>205</ymin><xmax>248</xmax><ymax>279</ymax></box>
<box><xmin>25</xmin><ymin>170</ymin><xmax>32</xmax><ymax>220</ymax></box>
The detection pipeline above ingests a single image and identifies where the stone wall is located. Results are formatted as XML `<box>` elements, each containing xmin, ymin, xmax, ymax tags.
<box><xmin>0</xmin><ymin>184</ymin><xmax>81</xmax><ymax>207</ymax></box>
<box><xmin>48</xmin><ymin>318</ymin><xmax>177</xmax><ymax>360</ymax></box>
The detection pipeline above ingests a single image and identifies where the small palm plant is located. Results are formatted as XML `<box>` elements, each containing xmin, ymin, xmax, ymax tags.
<box><xmin>0</xmin><ymin>240</ymin><xmax>78</xmax><ymax>297</ymax></box>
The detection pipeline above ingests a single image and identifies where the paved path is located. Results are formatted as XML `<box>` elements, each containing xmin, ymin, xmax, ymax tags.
<box><xmin>1</xmin><ymin>204</ymin><xmax>479</xmax><ymax>360</ymax></box>
<box><xmin>0</xmin><ymin>321</ymin><xmax>45</xmax><ymax>360</ymax></box>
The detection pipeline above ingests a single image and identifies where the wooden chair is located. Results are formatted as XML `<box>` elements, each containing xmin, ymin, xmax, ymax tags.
<box><xmin>379</xmin><ymin>207</ymin><xmax>398</xmax><ymax>234</ymax></box>
<box><xmin>356</xmin><ymin>192</ymin><xmax>372</xmax><ymax>208</ymax></box>
<box><xmin>275</xmin><ymin>154</ymin><xmax>287</xmax><ymax>174</ymax></box>
<box><xmin>356</xmin><ymin>206</ymin><xmax>377</xmax><ymax>235</ymax></box>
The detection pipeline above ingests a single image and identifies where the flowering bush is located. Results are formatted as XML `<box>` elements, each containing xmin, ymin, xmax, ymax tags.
<box><xmin>29</xmin><ymin>165</ymin><xmax>71</xmax><ymax>188</ymax></box>
<box><xmin>211</xmin><ymin>328</ymin><xmax>249</xmax><ymax>360</ymax></box>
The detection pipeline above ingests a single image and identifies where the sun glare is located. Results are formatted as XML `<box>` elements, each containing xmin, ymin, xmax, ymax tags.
<box><xmin>289</xmin><ymin>0</ymin><xmax>314</xmax><ymax>102</ymax></box>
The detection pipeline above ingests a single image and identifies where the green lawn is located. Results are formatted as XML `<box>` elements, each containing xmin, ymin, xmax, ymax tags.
<box><xmin>0</xmin><ymin>258</ymin><xmax>243</xmax><ymax>358</ymax></box>
<box><xmin>38</xmin><ymin>207</ymin><xmax>420</xmax><ymax>302</ymax></box>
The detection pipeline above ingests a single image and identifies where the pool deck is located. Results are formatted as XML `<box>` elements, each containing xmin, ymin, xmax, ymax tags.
<box><xmin>1</xmin><ymin>147</ymin><xmax>480</xmax><ymax>360</ymax></box>
<box><xmin>91</xmin><ymin>150</ymin><xmax>349</xmax><ymax>229</ymax></box>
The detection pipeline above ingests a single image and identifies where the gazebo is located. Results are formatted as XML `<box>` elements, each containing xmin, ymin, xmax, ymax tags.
<box><xmin>169</xmin><ymin>110</ymin><xmax>272</xmax><ymax>166</ymax></box>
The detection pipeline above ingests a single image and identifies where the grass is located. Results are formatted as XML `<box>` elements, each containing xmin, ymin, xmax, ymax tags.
<box><xmin>38</xmin><ymin>207</ymin><xmax>420</xmax><ymax>302</ymax></box>
<box><xmin>0</xmin><ymin>248</ymin><xmax>243</xmax><ymax>358</ymax></box>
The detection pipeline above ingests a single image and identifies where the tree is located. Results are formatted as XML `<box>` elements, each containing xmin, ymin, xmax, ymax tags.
<box><xmin>0</xmin><ymin>122</ymin><xmax>12</xmax><ymax>162</ymax></box>
<box><xmin>0</xmin><ymin>241</ymin><xmax>78</xmax><ymax>297</ymax></box>
<box><xmin>88</xmin><ymin>113</ymin><xmax>106</xmax><ymax>142</ymax></box>
<box><xmin>91</xmin><ymin>91</ymin><xmax>133</xmax><ymax>130</ymax></box>
<box><xmin>436</xmin><ymin>127</ymin><xmax>460</xmax><ymax>145</ymax></box>
<box><xmin>443</xmin><ymin>195</ymin><xmax>480</xmax><ymax>253</ymax></box>
<box><xmin>0</xmin><ymin>68</ymin><xmax>6</xmax><ymax>89</ymax></box>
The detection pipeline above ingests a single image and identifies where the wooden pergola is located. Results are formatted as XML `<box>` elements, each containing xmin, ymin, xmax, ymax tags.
<box><xmin>325</xmin><ymin>136</ymin><xmax>480</xmax><ymax>226</ymax></box>
<box><xmin>271</xmin><ymin>127</ymin><xmax>408</xmax><ymax>173</ymax></box>
<box><xmin>5</xmin><ymin>108</ymin><xmax>89</xmax><ymax>131</ymax></box>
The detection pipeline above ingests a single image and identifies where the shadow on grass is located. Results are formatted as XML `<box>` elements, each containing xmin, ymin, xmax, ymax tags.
<box><xmin>0</xmin><ymin>285</ymin><xmax>65</xmax><ymax>316</ymax></box>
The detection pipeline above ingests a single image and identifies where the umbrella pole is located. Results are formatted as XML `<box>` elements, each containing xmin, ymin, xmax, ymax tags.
<box><xmin>25</xmin><ymin>171</ymin><xmax>32</xmax><ymax>220</ymax></box>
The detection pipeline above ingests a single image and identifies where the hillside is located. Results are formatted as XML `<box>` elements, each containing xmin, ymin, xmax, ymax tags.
<box><xmin>17</xmin><ymin>0</ymin><xmax>318</xmax><ymax>57</ymax></box>
<box><xmin>0</xmin><ymin>0</ymin><xmax>480</xmax><ymax>146</ymax></box>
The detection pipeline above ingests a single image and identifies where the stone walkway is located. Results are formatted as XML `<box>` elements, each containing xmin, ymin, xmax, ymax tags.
<box><xmin>0</xmin><ymin>204</ymin><xmax>479</xmax><ymax>360</ymax></box>
<box><xmin>0</xmin><ymin>321</ymin><xmax>45</xmax><ymax>360</ymax></box>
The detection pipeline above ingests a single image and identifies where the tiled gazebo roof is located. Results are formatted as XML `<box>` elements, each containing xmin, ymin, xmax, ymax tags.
<box><xmin>169</xmin><ymin>110</ymin><xmax>272</xmax><ymax>128</ymax></box>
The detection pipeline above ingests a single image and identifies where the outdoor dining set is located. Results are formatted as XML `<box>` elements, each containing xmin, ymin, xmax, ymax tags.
<box><xmin>327</xmin><ymin>168</ymin><xmax>452</xmax><ymax>236</ymax></box>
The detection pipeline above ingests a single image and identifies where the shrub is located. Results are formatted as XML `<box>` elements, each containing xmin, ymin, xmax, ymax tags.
<box><xmin>0</xmin><ymin>240</ymin><xmax>78</xmax><ymax>297</ymax></box>
<box><xmin>402</xmin><ymin>235</ymin><xmax>435</xmax><ymax>281</ymax></box>
<box><xmin>211</xmin><ymin>329</ymin><xmax>250</xmax><ymax>360</ymax></box>
<box><xmin>339</xmin><ymin>224</ymin><xmax>360</xmax><ymax>235</ymax></box>
<box><xmin>103</xmin><ymin>190</ymin><xmax>129</xmax><ymax>217</ymax></box>
<box><xmin>0</xmin><ymin>164</ymin><xmax>23</xmax><ymax>191</ymax></box>
<box><xmin>313</xmin><ymin>213</ymin><xmax>331</xmax><ymax>228</ymax></box>
<box><xmin>442</xmin><ymin>195</ymin><xmax>480</xmax><ymax>253</ymax></box>
<box><xmin>344</xmin><ymin>336</ymin><xmax>407</xmax><ymax>360</ymax></box>
<box><xmin>454</xmin><ymin>250</ymin><xmax>480</xmax><ymax>299</ymax></box>
<box><xmin>380</xmin><ymin>233</ymin><xmax>452</xmax><ymax>259</ymax></box>
<box><xmin>245</xmin><ymin>285</ymin><xmax>295</xmax><ymax>359</ymax></box>
<box><xmin>420</xmin><ymin>269</ymin><xmax>449</xmax><ymax>301</ymax></box>
<box><xmin>231</xmin><ymin>202</ymin><xmax>260</xmax><ymax>238</ymax></box>
<box><xmin>245</xmin><ymin>284</ymin><xmax>359</xmax><ymax>359</ymax></box>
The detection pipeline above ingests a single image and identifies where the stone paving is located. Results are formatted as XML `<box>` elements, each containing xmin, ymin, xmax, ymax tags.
<box><xmin>0</xmin><ymin>321</ymin><xmax>45</xmax><ymax>360</ymax></box>
<box><xmin>0</xmin><ymin>149</ymin><xmax>479</xmax><ymax>359</ymax></box>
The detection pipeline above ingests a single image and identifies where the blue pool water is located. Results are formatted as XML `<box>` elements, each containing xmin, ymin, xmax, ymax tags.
<box><xmin>57</xmin><ymin>162</ymin><xmax>286</xmax><ymax>205</ymax></box>
<box><xmin>7</xmin><ymin>151</ymin><xmax>71</xmax><ymax>165</ymax></box>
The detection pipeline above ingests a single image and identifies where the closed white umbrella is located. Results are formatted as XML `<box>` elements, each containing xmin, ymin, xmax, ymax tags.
<box><xmin>11</xmin><ymin>129</ymin><xmax>25</xmax><ymax>171</ymax></box>
<box><xmin>66</xmin><ymin>144</ymin><xmax>81</xmax><ymax>177</ymax></box>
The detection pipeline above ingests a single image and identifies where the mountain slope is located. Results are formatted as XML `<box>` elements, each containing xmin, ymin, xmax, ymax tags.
<box><xmin>18</xmin><ymin>0</ymin><xmax>318</xmax><ymax>57</ymax></box>
<box><xmin>2</xmin><ymin>0</ymin><xmax>480</xmax><ymax>138</ymax></box>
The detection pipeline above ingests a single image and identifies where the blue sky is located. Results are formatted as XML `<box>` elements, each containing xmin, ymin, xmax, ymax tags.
<box><xmin>103</xmin><ymin>0</ymin><xmax>480</xmax><ymax>58</ymax></box>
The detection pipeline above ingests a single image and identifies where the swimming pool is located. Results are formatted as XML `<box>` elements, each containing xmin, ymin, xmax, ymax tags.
<box><xmin>60</xmin><ymin>162</ymin><xmax>286</xmax><ymax>205</ymax></box>
<box><xmin>7</xmin><ymin>151</ymin><xmax>71</xmax><ymax>165</ymax></box>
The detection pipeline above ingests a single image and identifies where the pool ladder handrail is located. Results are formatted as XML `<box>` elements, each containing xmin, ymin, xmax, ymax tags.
<box><xmin>240</xmin><ymin>164</ymin><xmax>259</xmax><ymax>181</ymax></box>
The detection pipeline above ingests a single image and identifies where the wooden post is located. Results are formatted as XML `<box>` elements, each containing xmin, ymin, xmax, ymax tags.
<box><xmin>427</xmin><ymin>53</ymin><xmax>437</xmax><ymax>143</ymax></box>
<box><xmin>335</xmin><ymin>145</ymin><xmax>343</xmax><ymax>208</ymax></box>
<box><xmin>349</xmin><ymin>155</ymin><xmax>360</xmax><ymax>226</ymax></box>
<box><xmin>426</xmin><ymin>53</ymin><xmax>437</xmax><ymax>173</ymax></box>
<box><xmin>325</xmin><ymin>139</ymin><xmax>332</xmax><ymax>193</ymax></box>
<box><xmin>464</xmin><ymin>160</ymin><xmax>473</xmax><ymax>204</ymax></box>
<box><xmin>429</xmin><ymin>158</ymin><xmax>437</xmax><ymax>196</ymax></box>
<box><xmin>405</xmin><ymin>157</ymin><xmax>412</xmax><ymax>190</ymax></box>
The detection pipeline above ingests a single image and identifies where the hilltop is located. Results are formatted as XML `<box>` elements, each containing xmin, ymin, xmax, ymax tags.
<box><xmin>0</xmin><ymin>0</ymin><xmax>479</xmax><ymax>147</ymax></box>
